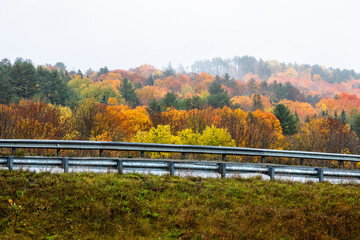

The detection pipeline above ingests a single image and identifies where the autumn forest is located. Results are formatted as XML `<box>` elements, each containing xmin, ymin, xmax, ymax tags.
<box><xmin>1</xmin><ymin>56</ymin><xmax>360</xmax><ymax>158</ymax></box>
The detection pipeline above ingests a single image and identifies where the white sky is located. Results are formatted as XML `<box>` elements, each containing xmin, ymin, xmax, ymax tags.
<box><xmin>1</xmin><ymin>0</ymin><xmax>360</xmax><ymax>72</ymax></box>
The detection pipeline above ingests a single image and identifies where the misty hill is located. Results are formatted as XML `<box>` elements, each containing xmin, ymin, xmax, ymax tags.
<box><xmin>191</xmin><ymin>56</ymin><xmax>360</xmax><ymax>84</ymax></box>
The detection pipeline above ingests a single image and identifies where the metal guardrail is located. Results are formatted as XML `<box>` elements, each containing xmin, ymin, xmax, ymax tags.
<box><xmin>0</xmin><ymin>139</ymin><xmax>359</xmax><ymax>165</ymax></box>
<box><xmin>1</xmin><ymin>156</ymin><xmax>360</xmax><ymax>183</ymax></box>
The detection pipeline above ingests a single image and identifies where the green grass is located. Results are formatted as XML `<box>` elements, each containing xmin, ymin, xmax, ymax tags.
<box><xmin>1</xmin><ymin>171</ymin><xmax>360</xmax><ymax>239</ymax></box>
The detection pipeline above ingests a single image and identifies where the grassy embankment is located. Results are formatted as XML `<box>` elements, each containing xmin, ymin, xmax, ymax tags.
<box><xmin>1</xmin><ymin>171</ymin><xmax>360</xmax><ymax>239</ymax></box>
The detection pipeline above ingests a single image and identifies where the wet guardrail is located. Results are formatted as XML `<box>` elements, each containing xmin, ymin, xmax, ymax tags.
<box><xmin>2</xmin><ymin>156</ymin><xmax>360</xmax><ymax>183</ymax></box>
<box><xmin>0</xmin><ymin>139</ymin><xmax>359</xmax><ymax>165</ymax></box>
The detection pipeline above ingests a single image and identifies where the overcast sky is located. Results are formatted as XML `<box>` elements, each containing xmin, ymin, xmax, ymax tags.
<box><xmin>1</xmin><ymin>0</ymin><xmax>360</xmax><ymax>72</ymax></box>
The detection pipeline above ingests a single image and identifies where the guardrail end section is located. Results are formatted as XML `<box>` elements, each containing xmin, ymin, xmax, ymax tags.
<box><xmin>7</xmin><ymin>157</ymin><xmax>14</xmax><ymax>171</ymax></box>
<box><xmin>62</xmin><ymin>157</ymin><xmax>69</xmax><ymax>173</ymax></box>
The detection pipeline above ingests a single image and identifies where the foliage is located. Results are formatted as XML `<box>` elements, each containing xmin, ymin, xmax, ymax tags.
<box><xmin>198</xmin><ymin>125</ymin><xmax>235</xmax><ymax>147</ymax></box>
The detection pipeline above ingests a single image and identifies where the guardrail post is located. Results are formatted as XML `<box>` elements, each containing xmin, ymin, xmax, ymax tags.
<box><xmin>57</xmin><ymin>149</ymin><xmax>61</xmax><ymax>157</ymax></box>
<box><xmin>7</xmin><ymin>157</ymin><xmax>14</xmax><ymax>171</ymax></box>
<box><xmin>99</xmin><ymin>149</ymin><xmax>104</xmax><ymax>157</ymax></box>
<box><xmin>168</xmin><ymin>161</ymin><xmax>175</xmax><ymax>176</ymax></box>
<box><xmin>141</xmin><ymin>151</ymin><xmax>145</xmax><ymax>158</ymax></box>
<box><xmin>62</xmin><ymin>157</ymin><xmax>69</xmax><ymax>173</ymax></box>
<box><xmin>267</xmin><ymin>166</ymin><xmax>275</xmax><ymax>180</ymax></box>
<box><xmin>181</xmin><ymin>153</ymin><xmax>186</xmax><ymax>159</ymax></box>
<box><xmin>300</xmin><ymin>158</ymin><xmax>304</xmax><ymax>165</ymax></box>
<box><xmin>12</xmin><ymin>148</ymin><xmax>16</xmax><ymax>155</ymax></box>
<box><xmin>222</xmin><ymin>154</ymin><xmax>226</xmax><ymax>161</ymax></box>
<box><xmin>218</xmin><ymin>163</ymin><xmax>226</xmax><ymax>179</ymax></box>
<box><xmin>261</xmin><ymin>156</ymin><xmax>265</xmax><ymax>163</ymax></box>
<box><xmin>315</xmin><ymin>168</ymin><xmax>324</xmax><ymax>183</ymax></box>
<box><xmin>117</xmin><ymin>160</ymin><xmax>123</xmax><ymax>174</ymax></box>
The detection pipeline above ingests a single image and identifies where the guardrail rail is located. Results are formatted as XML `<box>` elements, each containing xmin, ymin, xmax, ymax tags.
<box><xmin>1</xmin><ymin>156</ymin><xmax>360</xmax><ymax>183</ymax></box>
<box><xmin>1</xmin><ymin>139</ymin><xmax>360</xmax><ymax>183</ymax></box>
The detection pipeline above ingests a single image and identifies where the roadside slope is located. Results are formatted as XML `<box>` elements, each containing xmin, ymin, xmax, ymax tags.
<box><xmin>1</xmin><ymin>171</ymin><xmax>360</xmax><ymax>239</ymax></box>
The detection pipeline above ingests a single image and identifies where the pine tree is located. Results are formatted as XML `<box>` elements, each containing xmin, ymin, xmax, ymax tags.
<box><xmin>0</xmin><ymin>59</ymin><xmax>12</xmax><ymax>104</ymax></box>
<box><xmin>162</xmin><ymin>91</ymin><xmax>179</xmax><ymax>109</ymax></box>
<box><xmin>37</xmin><ymin>67</ymin><xmax>70</xmax><ymax>105</ymax></box>
<box><xmin>341</xmin><ymin>109</ymin><xmax>346</xmax><ymax>122</ymax></box>
<box><xmin>351</xmin><ymin>114</ymin><xmax>360</xmax><ymax>138</ymax></box>
<box><xmin>148</xmin><ymin>98</ymin><xmax>162</xmax><ymax>114</ymax></box>
<box><xmin>11</xmin><ymin>58</ymin><xmax>38</xmax><ymax>99</ymax></box>
<box><xmin>118</xmin><ymin>78</ymin><xmax>139</xmax><ymax>108</ymax></box>
<box><xmin>273</xmin><ymin>104</ymin><xmax>298</xmax><ymax>135</ymax></box>
<box><xmin>146</xmin><ymin>75</ymin><xmax>154</xmax><ymax>86</ymax></box>
<box><xmin>207</xmin><ymin>81</ymin><xmax>231</xmax><ymax>109</ymax></box>
<box><xmin>251</xmin><ymin>94</ymin><xmax>264</xmax><ymax>111</ymax></box>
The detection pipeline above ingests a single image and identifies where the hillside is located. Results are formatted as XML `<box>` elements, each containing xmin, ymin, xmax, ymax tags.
<box><xmin>2</xmin><ymin>56</ymin><xmax>360</xmax><ymax>160</ymax></box>
<box><xmin>1</xmin><ymin>171</ymin><xmax>360</xmax><ymax>239</ymax></box>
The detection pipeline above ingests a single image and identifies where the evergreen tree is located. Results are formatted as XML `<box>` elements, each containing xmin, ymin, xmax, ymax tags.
<box><xmin>223</xmin><ymin>73</ymin><xmax>231</xmax><ymax>81</ymax></box>
<box><xmin>118</xmin><ymin>78</ymin><xmax>139</xmax><ymax>108</ymax></box>
<box><xmin>37</xmin><ymin>67</ymin><xmax>70</xmax><ymax>105</ymax></box>
<box><xmin>207</xmin><ymin>81</ymin><xmax>231</xmax><ymax>109</ymax></box>
<box><xmin>162</xmin><ymin>91</ymin><xmax>179</xmax><ymax>109</ymax></box>
<box><xmin>273</xmin><ymin>104</ymin><xmax>298</xmax><ymax>135</ymax></box>
<box><xmin>11</xmin><ymin>58</ymin><xmax>38</xmax><ymax>100</ymax></box>
<box><xmin>351</xmin><ymin>114</ymin><xmax>360</xmax><ymax>138</ymax></box>
<box><xmin>77</xmin><ymin>70</ymin><xmax>83</xmax><ymax>79</ymax></box>
<box><xmin>341</xmin><ymin>109</ymin><xmax>347</xmax><ymax>122</ymax></box>
<box><xmin>0</xmin><ymin>59</ymin><xmax>12</xmax><ymax>104</ymax></box>
<box><xmin>146</xmin><ymin>75</ymin><xmax>154</xmax><ymax>86</ymax></box>
<box><xmin>148</xmin><ymin>98</ymin><xmax>162</xmax><ymax>114</ymax></box>
<box><xmin>246</xmin><ymin>78</ymin><xmax>258</xmax><ymax>96</ymax></box>
<box><xmin>163</xmin><ymin>63</ymin><xmax>175</xmax><ymax>77</ymax></box>
<box><xmin>54</xmin><ymin>62</ymin><xmax>66</xmax><ymax>72</ymax></box>
<box><xmin>251</xmin><ymin>94</ymin><xmax>264</xmax><ymax>111</ymax></box>
<box><xmin>183</xmin><ymin>96</ymin><xmax>205</xmax><ymax>110</ymax></box>
<box><xmin>208</xmin><ymin>80</ymin><xmax>223</xmax><ymax>95</ymax></box>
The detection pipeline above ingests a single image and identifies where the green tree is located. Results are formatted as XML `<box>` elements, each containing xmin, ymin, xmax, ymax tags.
<box><xmin>183</xmin><ymin>96</ymin><xmax>206</xmax><ymax>110</ymax></box>
<box><xmin>97</xmin><ymin>66</ymin><xmax>109</xmax><ymax>80</ymax></box>
<box><xmin>148</xmin><ymin>98</ymin><xmax>162</xmax><ymax>114</ymax></box>
<box><xmin>118</xmin><ymin>78</ymin><xmax>139</xmax><ymax>108</ymax></box>
<box><xmin>54</xmin><ymin>62</ymin><xmax>66</xmax><ymax>72</ymax></box>
<box><xmin>246</xmin><ymin>78</ymin><xmax>258</xmax><ymax>96</ymax></box>
<box><xmin>251</xmin><ymin>94</ymin><xmax>264</xmax><ymax>111</ymax></box>
<box><xmin>163</xmin><ymin>62</ymin><xmax>175</xmax><ymax>77</ymax></box>
<box><xmin>351</xmin><ymin>114</ymin><xmax>360</xmax><ymax>138</ymax></box>
<box><xmin>162</xmin><ymin>92</ymin><xmax>179</xmax><ymax>109</ymax></box>
<box><xmin>341</xmin><ymin>109</ymin><xmax>347</xmax><ymax>123</ymax></box>
<box><xmin>207</xmin><ymin>81</ymin><xmax>231</xmax><ymax>109</ymax></box>
<box><xmin>0</xmin><ymin>59</ymin><xmax>12</xmax><ymax>104</ymax></box>
<box><xmin>37</xmin><ymin>66</ymin><xmax>70</xmax><ymax>105</ymax></box>
<box><xmin>11</xmin><ymin>58</ymin><xmax>38</xmax><ymax>100</ymax></box>
<box><xmin>273</xmin><ymin>104</ymin><xmax>298</xmax><ymax>135</ymax></box>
